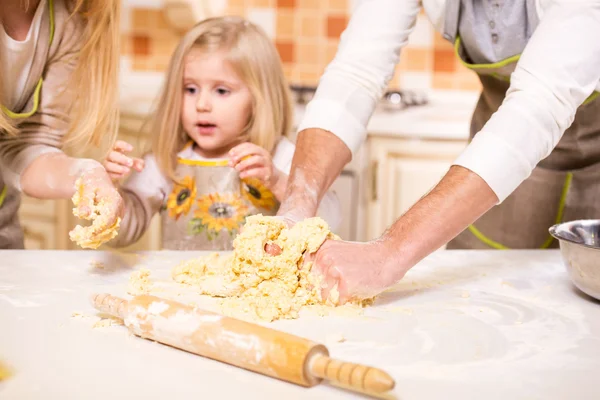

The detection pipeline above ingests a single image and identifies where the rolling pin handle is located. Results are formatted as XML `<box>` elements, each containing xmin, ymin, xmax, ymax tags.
<box><xmin>309</xmin><ymin>354</ymin><xmax>395</xmax><ymax>394</ymax></box>
<box><xmin>90</xmin><ymin>293</ymin><xmax>128</xmax><ymax>320</ymax></box>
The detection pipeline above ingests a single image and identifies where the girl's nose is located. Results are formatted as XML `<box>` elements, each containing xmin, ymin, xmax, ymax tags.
<box><xmin>196</xmin><ymin>92</ymin><xmax>211</xmax><ymax>112</ymax></box>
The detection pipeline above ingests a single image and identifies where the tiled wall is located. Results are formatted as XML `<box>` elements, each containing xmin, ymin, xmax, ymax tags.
<box><xmin>122</xmin><ymin>0</ymin><xmax>482</xmax><ymax>92</ymax></box>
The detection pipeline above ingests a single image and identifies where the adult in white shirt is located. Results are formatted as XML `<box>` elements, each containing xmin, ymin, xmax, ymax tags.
<box><xmin>275</xmin><ymin>0</ymin><xmax>600</xmax><ymax>303</ymax></box>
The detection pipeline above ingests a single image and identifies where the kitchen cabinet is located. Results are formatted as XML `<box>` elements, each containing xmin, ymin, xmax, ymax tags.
<box><xmin>365</xmin><ymin>135</ymin><xmax>467</xmax><ymax>240</ymax></box>
<box><xmin>19</xmin><ymin>197</ymin><xmax>70</xmax><ymax>250</ymax></box>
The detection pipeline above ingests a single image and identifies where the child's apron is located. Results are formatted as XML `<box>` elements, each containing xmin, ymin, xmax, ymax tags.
<box><xmin>161</xmin><ymin>145</ymin><xmax>279</xmax><ymax>250</ymax></box>
<box><xmin>443</xmin><ymin>0</ymin><xmax>600</xmax><ymax>249</ymax></box>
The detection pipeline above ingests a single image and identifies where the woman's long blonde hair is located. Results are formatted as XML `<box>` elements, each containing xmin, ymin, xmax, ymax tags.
<box><xmin>0</xmin><ymin>0</ymin><xmax>120</xmax><ymax>152</ymax></box>
<box><xmin>151</xmin><ymin>16</ymin><xmax>292</xmax><ymax>181</ymax></box>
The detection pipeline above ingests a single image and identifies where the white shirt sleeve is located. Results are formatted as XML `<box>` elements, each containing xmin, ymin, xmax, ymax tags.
<box><xmin>273</xmin><ymin>137</ymin><xmax>342</xmax><ymax>232</ymax></box>
<box><xmin>296</xmin><ymin>0</ymin><xmax>422</xmax><ymax>155</ymax></box>
<box><xmin>454</xmin><ymin>1</ymin><xmax>600</xmax><ymax>202</ymax></box>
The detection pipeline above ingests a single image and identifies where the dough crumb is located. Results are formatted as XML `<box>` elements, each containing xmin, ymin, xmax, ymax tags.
<box><xmin>93</xmin><ymin>316</ymin><xmax>124</xmax><ymax>328</ymax></box>
<box><xmin>172</xmin><ymin>215</ymin><xmax>372</xmax><ymax>322</ymax></box>
<box><xmin>460</xmin><ymin>291</ymin><xmax>470</xmax><ymax>298</ymax></box>
<box><xmin>326</xmin><ymin>333</ymin><xmax>347</xmax><ymax>343</ymax></box>
<box><xmin>69</xmin><ymin>177</ymin><xmax>121</xmax><ymax>249</ymax></box>
<box><xmin>128</xmin><ymin>268</ymin><xmax>153</xmax><ymax>295</ymax></box>
<box><xmin>90</xmin><ymin>260</ymin><xmax>105</xmax><ymax>269</ymax></box>
<box><xmin>71</xmin><ymin>311</ymin><xmax>90</xmax><ymax>318</ymax></box>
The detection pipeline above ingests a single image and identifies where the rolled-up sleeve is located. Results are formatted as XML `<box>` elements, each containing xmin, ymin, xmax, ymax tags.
<box><xmin>296</xmin><ymin>0</ymin><xmax>421</xmax><ymax>155</ymax></box>
<box><xmin>454</xmin><ymin>0</ymin><xmax>600</xmax><ymax>202</ymax></box>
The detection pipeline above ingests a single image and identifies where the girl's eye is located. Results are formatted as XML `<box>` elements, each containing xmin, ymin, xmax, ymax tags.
<box><xmin>185</xmin><ymin>86</ymin><xmax>197</xmax><ymax>94</ymax></box>
<box><xmin>216</xmin><ymin>87</ymin><xmax>230</xmax><ymax>95</ymax></box>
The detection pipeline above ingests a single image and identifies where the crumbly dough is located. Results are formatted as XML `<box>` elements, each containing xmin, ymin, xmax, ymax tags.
<box><xmin>69</xmin><ymin>177</ymin><xmax>121</xmax><ymax>249</ymax></box>
<box><xmin>128</xmin><ymin>268</ymin><xmax>153</xmax><ymax>295</ymax></box>
<box><xmin>93</xmin><ymin>316</ymin><xmax>124</xmax><ymax>328</ymax></box>
<box><xmin>172</xmin><ymin>215</ymin><xmax>371</xmax><ymax>322</ymax></box>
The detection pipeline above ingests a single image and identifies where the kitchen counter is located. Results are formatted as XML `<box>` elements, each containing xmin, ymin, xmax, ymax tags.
<box><xmin>119</xmin><ymin>72</ymin><xmax>478</xmax><ymax>140</ymax></box>
<box><xmin>1</xmin><ymin>249</ymin><xmax>599</xmax><ymax>399</ymax></box>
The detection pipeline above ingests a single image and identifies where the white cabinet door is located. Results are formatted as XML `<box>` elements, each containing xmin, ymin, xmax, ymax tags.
<box><xmin>367</xmin><ymin>136</ymin><xmax>467</xmax><ymax>240</ymax></box>
<box><xmin>329</xmin><ymin>171</ymin><xmax>358</xmax><ymax>241</ymax></box>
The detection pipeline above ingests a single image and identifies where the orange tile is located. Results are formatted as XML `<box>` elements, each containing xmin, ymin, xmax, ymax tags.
<box><xmin>250</xmin><ymin>0</ymin><xmax>274</xmax><ymax>6</ymax></box>
<box><xmin>131</xmin><ymin>8</ymin><xmax>150</xmax><ymax>33</ymax></box>
<box><xmin>296</xmin><ymin>42</ymin><xmax>320</xmax><ymax>66</ymax></box>
<box><xmin>275</xmin><ymin>41</ymin><xmax>295</xmax><ymax>63</ymax></box>
<box><xmin>156</xmin><ymin>10</ymin><xmax>172</xmax><ymax>31</ymax></box>
<box><xmin>132</xmin><ymin>35</ymin><xmax>150</xmax><ymax>56</ymax></box>
<box><xmin>404</xmin><ymin>48</ymin><xmax>431</xmax><ymax>71</ymax></box>
<box><xmin>153</xmin><ymin>35</ymin><xmax>179</xmax><ymax>60</ymax></box>
<box><xmin>327</xmin><ymin>0</ymin><xmax>348</xmax><ymax>13</ymax></box>
<box><xmin>298</xmin><ymin>0</ymin><xmax>320</xmax><ymax>9</ymax></box>
<box><xmin>282</xmin><ymin>65</ymin><xmax>294</xmax><ymax>81</ymax></box>
<box><xmin>276</xmin><ymin>11</ymin><xmax>296</xmax><ymax>38</ymax></box>
<box><xmin>120</xmin><ymin>34</ymin><xmax>132</xmax><ymax>56</ymax></box>
<box><xmin>299</xmin><ymin>13</ymin><xmax>322</xmax><ymax>38</ymax></box>
<box><xmin>324</xmin><ymin>42</ymin><xmax>339</xmax><ymax>64</ymax></box>
<box><xmin>432</xmin><ymin>72</ymin><xmax>455</xmax><ymax>90</ymax></box>
<box><xmin>277</xmin><ymin>0</ymin><xmax>296</xmax><ymax>8</ymax></box>
<box><xmin>433</xmin><ymin>49</ymin><xmax>455</xmax><ymax>72</ymax></box>
<box><xmin>457</xmin><ymin>70</ymin><xmax>482</xmax><ymax>91</ymax></box>
<box><xmin>226</xmin><ymin>6</ymin><xmax>246</xmax><ymax>16</ymax></box>
<box><xmin>297</xmin><ymin>67</ymin><xmax>322</xmax><ymax>85</ymax></box>
<box><xmin>434</xmin><ymin>31</ymin><xmax>453</xmax><ymax>50</ymax></box>
<box><xmin>326</xmin><ymin>15</ymin><xmax>348</xmax><ymax>39</ymax></box>
<box><xmin>132</xmin><ymin>56</ymin><xmax>150</xmax><ymax>71</ymax></box>
<box><xmin>228</xmin><ymin>0</ymin><xmax>245</xmax><ymax>7</ymax></box>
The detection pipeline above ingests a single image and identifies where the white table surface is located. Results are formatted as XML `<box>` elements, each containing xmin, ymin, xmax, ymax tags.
<box><xmin>1</xmin><ymin>249</ymin><xmax>599</xmax><ymax>400</ymax></box>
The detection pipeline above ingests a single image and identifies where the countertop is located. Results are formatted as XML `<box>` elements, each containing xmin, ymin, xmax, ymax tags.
<box><xmin>119</xmin><ymin>72</ymin><xmax>478</xmax><ymax>140</ymax></box>
<box><xmin>1</xmin><ymin>249</ymin><xmax>599</xmax><ymax>399</ymax></box>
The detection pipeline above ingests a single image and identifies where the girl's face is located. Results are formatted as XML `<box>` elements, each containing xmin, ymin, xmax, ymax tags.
<box><xmin>181</xmin><ymin>48</ymin><xmax>253</xmax><ymax>158</ymax></box>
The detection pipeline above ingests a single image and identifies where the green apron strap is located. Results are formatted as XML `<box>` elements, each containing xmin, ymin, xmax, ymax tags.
<box><xmin>1</xmin><ymin>0</ymin><xmax>55</xmax><ymax>119</ymax></box>
<box><xmin>0</xmin><ymin>186</ymin><xmax>7</xmax><ymax>208</ymax></box>
<box><xmin>468</xmin><ymin>172</ymin><xmax>573</xmax><ymax>249</ymax></box>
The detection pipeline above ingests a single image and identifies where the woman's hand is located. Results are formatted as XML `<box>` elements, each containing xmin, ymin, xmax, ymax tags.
<box><xmin>103</xmin><ymin>140</ymin><xmax>145</xmax><ymax>181</ymax></box>
<box><xmin>229</xmin><ymin>142</ymin><xmax>282</xmax><ymax>190</ymax></box>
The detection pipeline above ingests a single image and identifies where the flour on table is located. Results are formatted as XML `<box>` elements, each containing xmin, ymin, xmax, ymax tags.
<box><xmin>128</xmin><ymin>268</ymin><xmax>153</xmax><ymax>295</ymax></box>
<box><xmin>172</xmin><ymin>215</ymin><xmax>372</xmax><ymax>322</ymax></box>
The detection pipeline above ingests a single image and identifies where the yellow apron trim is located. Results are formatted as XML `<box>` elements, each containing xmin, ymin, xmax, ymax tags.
<box><xmin>177</xmin><ymin>158</ymin><xmax>229</xmax><ymax>167</ymax></box>
<box><xmin>0</xmin><ymin>186</ymin><xmax>7</xmax><ymax>208</ymax></box>
<box><xmin>177</xmin><ymin>140</ymin><xmax>230</xmax><ymax>167</ymax></box>
<box><xmin>1</xmin><ymin>0</ymin><xmax>55</xmax><ymax>119</ymax></box>
<box><xmin>468</xmin><ymin>172</ymin><xmax>573</xmax><ymax>250</ymax></box>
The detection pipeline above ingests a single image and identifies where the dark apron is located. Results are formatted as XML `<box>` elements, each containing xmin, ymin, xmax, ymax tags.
<box><xmin>442</xmin><ymin>0</ymin><xmax>600</xmax><ymax>249</ymax></box>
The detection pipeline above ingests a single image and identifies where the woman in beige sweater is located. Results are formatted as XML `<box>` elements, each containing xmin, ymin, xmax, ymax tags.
<box><xmin>0</xmin><ymin>0</ymin><xmax>122</xmax><ymax>248</ymax></box>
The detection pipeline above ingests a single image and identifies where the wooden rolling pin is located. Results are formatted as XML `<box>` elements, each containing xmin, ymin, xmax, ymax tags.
<box><xmin>91</xmin><ymin>293</ymin><xmax>395</xmax><ymax>395</ymax></box>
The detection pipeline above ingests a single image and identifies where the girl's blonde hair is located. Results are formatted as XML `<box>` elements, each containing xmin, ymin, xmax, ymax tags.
<box><xmin>0</xmin><ymin>0</ymin><xmax>120</xmax><ymax>153</ymax></box>
<box><xmin>151</xmin><ymin>16</ymin><xmax>292</xmax><ymax>180</ymax></box>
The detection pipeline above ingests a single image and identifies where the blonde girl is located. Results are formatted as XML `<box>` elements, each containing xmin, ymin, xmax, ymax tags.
<box><xmin>0</xmin><ymin>0</ymin><xmax>122</xmax><ymax>248</ymax></box>
<box><xmin>105</xmin><ymin>16</ymin><xmax>340</xmax><ymax>250</ymax></box>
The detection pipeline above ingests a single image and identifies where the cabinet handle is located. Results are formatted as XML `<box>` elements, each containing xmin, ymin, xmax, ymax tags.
<box><xmin>371</xmin><ymin>160</ymin><xmax>378</xmax><ymax>201</ymax></box>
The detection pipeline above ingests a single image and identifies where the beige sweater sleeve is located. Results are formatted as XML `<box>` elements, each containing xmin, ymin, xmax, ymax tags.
<box><xmin>0</xmin><ymin>4</ymin><xmax>83</xmax><ymax>190</ymax></box>
<box><xmin>110</xmin><ymin>154</ymin><xmax>171</xmax><ymax>248</ymax></box>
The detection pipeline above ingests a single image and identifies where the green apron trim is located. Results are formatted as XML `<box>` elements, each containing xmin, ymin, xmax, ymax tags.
<box><xmin>467</xmin><ymin>172</ymin><xmax>573</xmax><ymax>250</ymax></box>
<box><xmin>454</xmin><ymin>35</ymin><xmax>598</xmax><ymax>103</ymax></box>
<box><xmin>454</xmin><ymin>36</ymin><xmax>521</xmax><ymax>71</ymax></box>
<box><xmin>0</xmin><ymin>0</ymin><xmax>55</xmax><ymax>209</ymax></box>
<box><xmin>0</xmin><ymin>186</ymin><xmax>7</xmax><ymax>208</ymax></box>
<box><xmin>1</xmin><ymin>0</ymin><xmax>55</xmax><ymax>119</ymax></box>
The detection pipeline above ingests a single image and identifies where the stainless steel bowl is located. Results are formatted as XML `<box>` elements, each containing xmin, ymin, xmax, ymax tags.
<box><xmin>549</xmin><ymin>219</ymin><xmax>600</xmax><ymax>300</ymax></box>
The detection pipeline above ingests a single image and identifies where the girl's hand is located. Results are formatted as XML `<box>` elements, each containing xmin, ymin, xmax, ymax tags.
<box><xmin>229</xmin><ymin>143</ymin><xmax>281</xmax><ymax>189</ymax></box>
<box><xmin>104</xmin><ymin>140</ymin><xmax>145</xmax><ymax>181</ymax></box>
